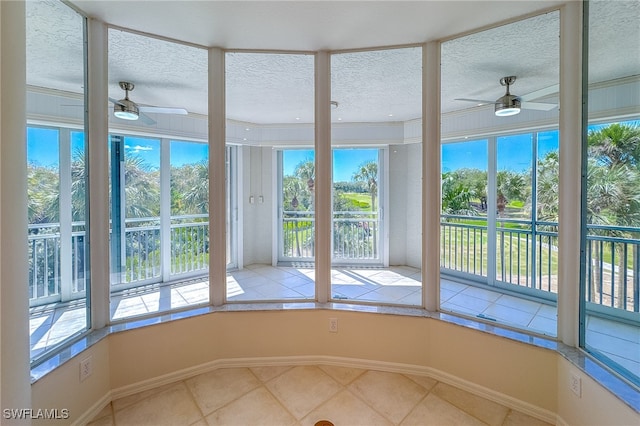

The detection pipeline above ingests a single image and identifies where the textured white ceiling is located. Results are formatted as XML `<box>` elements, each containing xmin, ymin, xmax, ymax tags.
<box><xmin>442</xmin><ymin>11</ymin><xmax>560</xmax><ymax>114</ymax></box>
<box><xmin>27</xmin><ymin>0</ymin><xmax>640</xmax><ymax>125</ymax></box>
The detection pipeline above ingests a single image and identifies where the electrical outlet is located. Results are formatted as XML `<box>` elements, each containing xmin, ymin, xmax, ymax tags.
<box><xmin>329</xmin><ymin>318</ymin><xmax>338</xmax><ymax>333</ymax></box>
<box><xmin>569</xmin><ymin>372</ymin><xmax>581</xmax><ymax>397</ymax></box>
<box><xmin>80</xmin><ymin>356</ymin><xmax>93</xmax><ymax>382</ymax></box>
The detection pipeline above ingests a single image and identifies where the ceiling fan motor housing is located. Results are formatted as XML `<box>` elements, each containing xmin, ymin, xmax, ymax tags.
<box><xmin>114</xmin><ymin>98</ymin><xmax>139</xmax><ymax>120</ymax></box>
<box><xmin>494</xmin><ymin>94</ymin><xmax>521</xmax><ymax>116</ymax></box>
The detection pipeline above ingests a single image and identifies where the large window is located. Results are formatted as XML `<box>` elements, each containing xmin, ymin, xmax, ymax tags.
<box><xmin>108</xmin><ymin>29</ymin><xmax>208</xmax><ymax>320</ymax></box>
<box><xmin>581</xmin><ymin>0</ymin><xmax>640</xmax><ymax>386</ymax></box>
<box><xmin>225</xmin><ymin>52</ymin><xmax>315</xmax><ymax>302</ymax></box>
<box><xmin>26</xmin><ymin>0</ymin><xmax>88</xmax><ymax>361</ymax></box>
<box><xmin>440</xmin><ymin>11</ymin><xmax>560</xmax><ymax>334</ymax></box>
<box><xmin>330</xmin><ymin>47</ymin><xmax>422</xmax><ymax>306</ymax></box>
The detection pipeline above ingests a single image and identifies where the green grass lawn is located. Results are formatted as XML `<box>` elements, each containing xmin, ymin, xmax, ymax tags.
<box><xmin>340</xmin><ymin>192</ymin><xmax>372</xmax><ymax>210</ymax></box>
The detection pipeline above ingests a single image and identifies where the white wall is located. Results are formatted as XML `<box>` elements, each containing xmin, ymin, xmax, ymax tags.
<box><xmin>1</xmin><ymin>1</ymin><xmax>32</xmax><ymax>423</ymax></box>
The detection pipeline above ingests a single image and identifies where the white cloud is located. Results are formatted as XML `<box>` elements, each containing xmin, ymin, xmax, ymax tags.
<box><xmin>126</xmin><ymin>144</ymin><xmax>154</xmax><ymax>153</ymax></box>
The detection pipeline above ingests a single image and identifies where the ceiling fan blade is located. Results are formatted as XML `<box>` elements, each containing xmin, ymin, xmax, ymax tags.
<box><xmin>138</xmin><ymin>106</ymin><xmax>188</xmax><ymax>115</ymax></box>
<box><xmin>109</xmin><ymin>97</ymin><xmax>125</xmax><ymax>107</ymax></box>
<box><xmin>455</xmin><ymin>98</ymin><xmax>496</xmax><ymax>105</ymax></box>
<box><xmin>138</xmin><ymin>112</ymin><xmax>157</xmax><ymax>125</ymax></box>
<box><xmin>520</xmin><ymin>84</ymin><xmax>559</xmax><ymax>102</ymax></box>
<box><xmin>521</xmin><ymin>101</ymin><xmax>557</xmax><ymax>111</ymax></box>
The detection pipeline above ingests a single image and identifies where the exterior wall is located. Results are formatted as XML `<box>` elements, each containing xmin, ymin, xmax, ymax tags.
<box><xmin>388</xmin><ymin>142</ymin><xmax>423</xmax><ymax>268</ymax></box>
<box><xmin>388</xmin><ymin>144</ymin><xmax>408</xmax><ymax>265</ymax></box>
<box><xmin>240</xmin><ymin>146</ymin><xmax>273</xmax><ymax>266</ymax></box>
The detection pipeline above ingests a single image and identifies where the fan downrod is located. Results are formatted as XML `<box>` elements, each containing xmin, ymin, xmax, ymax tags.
<box><xmin>118</xmin><ymin>81</ymin><xmax>135</xmax><ymax>96</ymax></box>
<box><xmin>499</xmin><ymin>76</ymin><xmax>516</xmax><ymax>92</ymax></box>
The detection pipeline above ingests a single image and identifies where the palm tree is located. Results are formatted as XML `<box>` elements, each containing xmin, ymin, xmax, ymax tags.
<box><xmin>535</xmin><ymin>151</ymin><xmax>559</xmax><ymax>222</ymax></box>
<box><xmin>283</xmin><ymin>176</ymin><xmax>305</xmax><ymax>257</ymax></box>
<box><xmin>124</xmin><ymin>155</ymin><xmax>160</xmax><ymax>218</ymax></box>
<box><xmin>587</xmin><ymin>122</ymin><xmax>640</xmax><ymax>308</ymax></box>
<box><xmin>353</xmin><ymin>161</ymin><xmax>378</xmax><ymax>211</ymax></box>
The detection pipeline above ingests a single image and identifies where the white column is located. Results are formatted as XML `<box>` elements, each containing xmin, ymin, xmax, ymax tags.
<box><xmin>209</xmin><ymin>47</ymin><xmax>226</xmax><ymax>306</ymax></box>
<box><xmin>59</xmin><ymin>130</ymin><xmax>72</xmax><ymax>302</ymax></box>
<box><xmin>422</xmin><ymin>41</ymin><xmax>441</xmax><ymax>311</ymax></box>
<box><xmin>160</xmin><ymin>139</ymin><xmax>171</xmax><ymax>280</ymax></box>
<box><xmin>0</xmin><ymin>0</ymin><xmax>32</xmax><ymax>420</ymax></box>
<box><xmin>315</xmin><ymin>51</ymin><xmax>331</xmax><ymax>303</ymax></box>
<box><xmin>87</xmin><ymin>18</ymin><xmax>110</xmax><ymax>329</ymax></box>
<box><xmin>558</xmin><ymin>0</ymin><xmax>583</xmax><ymax>347</ymax></box>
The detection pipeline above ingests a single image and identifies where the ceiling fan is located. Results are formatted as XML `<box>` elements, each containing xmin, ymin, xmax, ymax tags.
<box><xmin>111</xmin><ymin>81</ymin><xmax>188</xmax><ymax>124</ymax></box>
<box><xmin>456</xmin><ymin>76</ymin><xmax>557</xmax><ymax>117</ymax></box>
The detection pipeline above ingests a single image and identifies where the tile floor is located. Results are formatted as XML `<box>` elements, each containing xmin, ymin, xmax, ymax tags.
<box><xmin>29</xmin><ymin>264</ymin><xmax>640</xmax><ymax>378</ymax></box>
<box><xmin>87</xmin><ymin>364</ymin><xmax>553</xmax><ymax>426</ymax></box>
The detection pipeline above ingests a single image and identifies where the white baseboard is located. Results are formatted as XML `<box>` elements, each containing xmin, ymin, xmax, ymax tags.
<box><xmin>103</xmin><ymin>355</ymin><xmax>559</xmax><ymax>424</ymax></box>
<box><xmin>72</xmin><ymin>392</ymin><xmax>111</xmax><ymax>426</ymax></box>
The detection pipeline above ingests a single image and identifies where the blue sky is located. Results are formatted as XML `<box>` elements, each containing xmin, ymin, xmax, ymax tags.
<box><xmin>28</xmin><ymin>120</ymin><xmax>638</xmax><ymax>174</ymax></box>
<box><xmin>442</xmin><ymin>131</ymin><xmax>560</xmax><ymax>173</ymax></box>
<box><xmin>27</xmin><ymin>131</ymin><xmax>208</xmax><ymax>169</ymax></box>
<box><xmin>283</xmin><ymin>148</ymin><xmax>378</xmax><ymax>182</ymax></box>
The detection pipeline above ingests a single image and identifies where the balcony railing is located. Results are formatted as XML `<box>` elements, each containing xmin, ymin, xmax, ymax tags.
<box><xmin>333</xmin><ymin>211</ymin><xmax>379</xmax><ymax>260</ymax></box>
<box><xmin>28</xmin><ymin>222</ymin><xmax>86</xmax><ymax>304</ymax></box>
<box><xmin>29</xmin><ymin>214</ymin><xmax>209</xmax><ymax>306</ymax></box>
<box><xmin>281</xmin><ymin>210</ymin><xmax>379</xmax><ymax>261</ymax></box>
<box><xmin>441</xmin><ymin>215</ymin><xmax>639</xmax><ymax>314</ymax></box>
<box><xmin>586</xmin><ymin>224</ymin><xmax>639</xmax><ymax>313</ymax></box>
<box><xmin>281</xmin><ymin>211</ymin><xmax>315</xmax><ymax>259</ymax></box>
<box><xmin>29</xmin><ymin>214</ymin><xmax>639</xmax><ymax>315</ymax></box>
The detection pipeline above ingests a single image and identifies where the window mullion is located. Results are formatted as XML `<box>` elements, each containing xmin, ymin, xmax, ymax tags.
<box><xmin>59</xmin><ymin>128</ymin><xmax>73</xmax><ymax>302</ymax></box>
<box><xmin>487</xmin><ymin>136</ymin><xmax>497</xmax><ymax>286</ymax></box>
<box><xmin>161</xmin><ymin>138</ymin><xmax>171</xmax><ymax>280</ymax></box>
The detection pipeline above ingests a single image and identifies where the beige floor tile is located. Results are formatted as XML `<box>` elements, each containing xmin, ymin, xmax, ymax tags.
<box><xmin>431</xmin><ymin>382</ymin><xmax>509</xmax><ymax>426</ymax></box>
<box><xmin>265</xmin><ymin>366</ymin><xmax>341</xmax><ymax>420</ymax></box>
<box><xmin>300</xmin><ymin>389</ymin><xmax>393</xmax><ymax>426</ymax></box>
<box><xmin>112</xmin><ymin>381</ymin><xmax>181</xmax><ymax>412</ymax></box>
<box><xmin>189</xmin><ymin>420</ymin><xmax>208</xmax><ymax>426</ymax></box>
<box><xmin>502</xmin><ymin>410</ymin><xmax>554</xmax><ymax>426</ymax></box>
<box><xmin>400</xmin><ymin>393</ymin><xmax>485</xmax><ymax>426</ymax></box>
<box><xmin>250</xmin><ymin>365</ymin><xmax>293</xmax><ymax>382</ymax></box>
<box><xmin>318</xmin><ymin>365</ymin><xmax>366</xmax><ymax>385</ymax></box>
<box><xmin>205</xmin><ymin>387</ymin><xmax>297</xmax><ymax>426</ymax></box>
<box><xmin>186</xmin><ymin>368</ymin><xmax>261</xmax><ymax>416</ymax></box>
<box><xmin>114</xmin><ymin>382</ymin><xmax>202</xmax><ymax>426</ymax></box>
<box><xmin>348</xmin><ymin>370</ymin><xmax>429</xmax><ymax>424</ymax></box>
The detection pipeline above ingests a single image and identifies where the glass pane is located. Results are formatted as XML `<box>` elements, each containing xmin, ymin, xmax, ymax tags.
<box><xmin>440</xmin><ymin>139</ymin><xmax>488</xmax><ymax>279</ymax></box>
<box><xmin>26</xmin><ymin>0</ymin><xmax>88</xmax><ymax>360</ymax></box>
<box><xmin>170</xmin><ymin>140</ymin><xmax>209</xmax><ymax>281</ymax></box>
<box><xmin>225</xmin><ymin>52</ymin><xmax>315</xmax><ymax>301</ymax></box>
<box><xmin>582</xmin><ymin>0</ymin><xmax>640</xmax><ymax>386</ymax></box>
<box><xmin>108</xmin><ymin>29</ymin><xmax>208</xmax><ymax>320</ymax></box>
<box><xmin>330</xmin><ymin>47</ymin><xmax>422</xmax><ymax>306</ymax></box>
<box><xmin>281</xmin><ymin>149</ymin><xmax>316</xmax><ymax>261</ymax></box>
<box><xmin>496</xmin><ymin>134</ymin><xmax>533</xmax><ymax>287</ymax></box>
<box><xmin>441</xmin><ymin>10</ymin><xmax>559</xmax><ymax>334</ymax></box>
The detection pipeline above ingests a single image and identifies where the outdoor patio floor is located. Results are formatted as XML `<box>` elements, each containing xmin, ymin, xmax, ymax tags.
<box><xmin>30</xmin><ymin>264</ymin><xmax>639</xmax><ymax>380</ymax></box>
